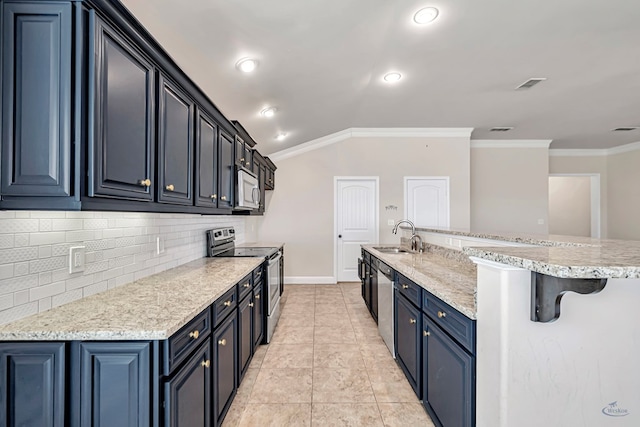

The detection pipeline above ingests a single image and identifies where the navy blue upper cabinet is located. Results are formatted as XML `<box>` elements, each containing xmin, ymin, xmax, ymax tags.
<box><xmin>0</xmin><ymin>1</ymin><xmax>77</xmax><ymax>208</ymax></box>
<box><xmin>217</xmin><ymin>130</ymin><xmax>235</xmax><ymax>209</ymax></box>
<box><xmin>88</xmin><ymin>15</ymin><xmax>155</xmax><ymax>201</ymax></box>
<box><xmin>0</xmin><ymin>342</ymin><xmax>66</xmax><ymax>427</ymax></box>
<box><xmin>157</xmin><ymin>75</ymin><xmax>194</xmax><ymax>205</ymax></box>
<box><xmin>195</xmin><ymin>109</ymin><xmax>219</xmax><ymax>208</ymax></box>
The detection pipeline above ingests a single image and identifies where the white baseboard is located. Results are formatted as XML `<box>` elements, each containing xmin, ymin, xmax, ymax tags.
<box><xmin>285</xmin><ymin>276</ymin><xmax>337</xmax><ymax>285</ymax></box>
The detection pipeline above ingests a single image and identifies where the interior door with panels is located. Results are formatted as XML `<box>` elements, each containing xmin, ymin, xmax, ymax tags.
<box><xmin>89</xmin><ymin>15</ymin><xmax>155</xmax><ymax>201</ymax></box>
<box><xmin>157</xmin><ymin>74</ymin><xmax>194</xmax><ymax>205</ymax></box>
<box><xmin>1</xmin><ymin>2</ymin><xmax>72</xmax><ymax>198</ymax></box>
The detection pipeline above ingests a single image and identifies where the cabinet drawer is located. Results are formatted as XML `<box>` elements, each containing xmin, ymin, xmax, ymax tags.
<box><xmin>164</xmin><ymin>308</ymin><xmax>211</xmax><ymax>374</ymax></box>
<box><xmin>396</xmin><ymin>273</ymin><xmax>422</xmax><ymax>309</ymax></box>
<box><xmin>423</xmin><ymin>290</ymin><xmax>475</xmax><ymax>354</ymax></box>
<box><xmin>364</xmin><ymin>251</ymin><xmax>371</xmax><ymax>264</ymax></box>
<box><xmin>253</xmin><ymin>265</ymin><xmax>264</xmax><ymax>283</ymax></box>
<box><xmin>237</xmin><ymin>273</ymin><xmax>253</xmax><ymax>301</ymax></box>
<box><xmin>212</xmin><ymin>286</ymin><xmax>237</xmax><ymax>327</ymax></box>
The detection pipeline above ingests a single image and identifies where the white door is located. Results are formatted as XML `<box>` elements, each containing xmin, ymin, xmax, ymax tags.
<box><xmin>335</xmin><ymin>178</ymin><xmax>378</xmax><ymax>282</ymax></box>
<box><xmin>405</xmin><ymin>177</ymin><xmax>449</xmax><ymax>228</ymax></box>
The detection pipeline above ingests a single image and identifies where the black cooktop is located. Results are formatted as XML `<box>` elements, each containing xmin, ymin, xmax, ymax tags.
<box><xmin>214</xmin><ymin>247</ymin><xmax>278</xmax><ymax>259</ymax></box>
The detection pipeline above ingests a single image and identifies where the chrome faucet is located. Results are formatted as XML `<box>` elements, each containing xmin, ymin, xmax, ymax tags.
<box><xmin>392</xmin><ymin>219</ymin><xmax>423</xmax><ymax>253</ymax></box>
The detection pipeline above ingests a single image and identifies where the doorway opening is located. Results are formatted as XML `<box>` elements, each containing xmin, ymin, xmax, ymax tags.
<box><xmin>548</xmin><ymin>174</ymin><xmax>601</xmax><ymax>238</ymax></box>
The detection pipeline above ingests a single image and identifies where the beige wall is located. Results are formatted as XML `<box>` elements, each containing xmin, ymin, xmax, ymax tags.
<box><xmin>258</xmin><ymin>136</ymin><xmax>471</xmax><ymax>280</ymax></box>
<box><xmin>549</xmin><ymin>155</ymin><xmax>608</xmax><ymax>238</ymax></box>
<box><xmin>548</xmin><ymin>176</ymin><xmax>591</xmax><ymax>237</ymax></box>
<box><xmin>607</xmin><ymin>149</ymin><xmax>640</xmax><ymax>240</ymax></box>
<box><xmin>470</xmin><ymin>147</ymin><xmax>550</xmax><ymax>234</ymax></box>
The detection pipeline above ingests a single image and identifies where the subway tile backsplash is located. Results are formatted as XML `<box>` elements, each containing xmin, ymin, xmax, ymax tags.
<box><xmin>0</xmin><ymin>211</ymin><xmax>251</xmax><ymax>325</ymax></box>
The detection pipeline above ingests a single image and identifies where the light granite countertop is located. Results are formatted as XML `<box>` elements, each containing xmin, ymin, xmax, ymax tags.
<box><xmin>0</xmin><ymin>257</ymin><xmax>263</xmax><ymax>341</ymax></box>
<box><xmin>403</xmin><ymin>226</ymin><xmax>640</xmax><ymax>279</ymax></box>
<box><xmin>363</xmin><ymin>245</ymin><xmax>477</xmax><ymax>319</ymax></box>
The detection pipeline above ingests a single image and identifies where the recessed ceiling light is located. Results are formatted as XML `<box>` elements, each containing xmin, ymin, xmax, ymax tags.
<box><xmin>383</xmin><ymin>72</ymin><xmax>402</xmax><ymax>83</ymax></box>
<box><xmin>275</xmin><ymin>132</ymin><xmax>287</xmax><ymax>141</ymax></box>
<box><xmin>235</xmin><ymin>58</ymin><xmax>258</xmax><ymax>73</ymax></box>
<box><xmin>261</xmin><ymin>107</ymin><xmax>277</xmax><ymax>118</ymax></box>
<box><xmin>413</xmin><ymin>7</ymin><xmax>439</xmax><ymax>24</ymax></box>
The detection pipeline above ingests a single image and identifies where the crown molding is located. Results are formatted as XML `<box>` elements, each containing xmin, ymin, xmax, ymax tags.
<box><xmin>471</xmin><ymin>139</ymin><xmax>552</xmax><ymax>149</ymax></box>
<box><xmin>549</xmin><ymin>140</ymin><xmax>640</xmax><ymax>157</ymax></box>
<box><xmin>269</xmin><ymin>127</ymin><xmax>474</xmax><ymax>162</ymax></box>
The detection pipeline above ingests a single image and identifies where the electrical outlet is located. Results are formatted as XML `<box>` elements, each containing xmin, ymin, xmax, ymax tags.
<box><xmin>156</xmin><ymin>236</ymin><xmax>165</xmax><ymax>254</ymax></box>
<box><xmin>538</xmin><ymin>219</ymin><xmax>545</xmax><ymax>225</ymax></box>
<box><xmin>388</xmin><ymin>219</ymin><xmax>395</xmax><ymax>226</ymax></box>
<box><xmin>69</xmin><ymin>246</ymin><xmax>86</xmax><ymax>274</ymax></box>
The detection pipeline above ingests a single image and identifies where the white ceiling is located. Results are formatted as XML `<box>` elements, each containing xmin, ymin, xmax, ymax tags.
<box><xmin>120</xmin><ymin>0</ymin><xmax>640</xmax><ymax>155</ymax></box>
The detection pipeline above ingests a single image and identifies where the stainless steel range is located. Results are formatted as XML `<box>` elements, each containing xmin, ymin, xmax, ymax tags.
<box><xmin>206</xmin><ymin>227</ymin><xmax>282</xmax><ymax>343</ymax></box>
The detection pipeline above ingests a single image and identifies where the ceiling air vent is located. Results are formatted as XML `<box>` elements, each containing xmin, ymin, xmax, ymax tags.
<box><xmin>611</xmin><ymin>127</ymin><xmax>638</xmax><ymax>132</ymax></box>
<box><xmin>516</xmin><ymin>78</ymin><xmax>547</xmax><ymax>90</ymax></box>
<box><xmin>489</xmin><ymin>127</ymin><xmax>514</xmax><ymax>132</ymax></box>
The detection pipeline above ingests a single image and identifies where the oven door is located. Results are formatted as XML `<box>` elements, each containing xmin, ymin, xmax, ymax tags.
<box><xmin>267</xmin><ymin>252</ymin><xmax>282</xmax><ymax>313</ymax></box>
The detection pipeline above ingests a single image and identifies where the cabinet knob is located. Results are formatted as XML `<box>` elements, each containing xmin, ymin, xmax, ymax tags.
<box><xmin>211</xmin><ymin>194</ymin><xmax>217</xmax><ymax>199</ymax></box>
<box><xmin>218</xmin><ymin>338</ymin><xmax>227</xmax><ymax>346</ymax></box>
<box><xmin>424</xmin><ymin>330</ymin><xmax>430</xmax><ymax>337</ymax></box>
<box><xmin>402</xmin><ymin>284</ymin><xmax>409</xmax><ymax>289</ymax></box>
<box><xmin>409</xmin><ymin>318</ymin><xmax>417</xmax><ymax>324</ymax></box>
<box><xmin>240</xmin><ymin>157</ymin><xmax>245</xmax><ymax>162</ymax></box>
<box><xmin>221</xmin><ymin>196</ymin><xmax>227</xmax><ymax>201</ymax></box>
<box><xmin>223</xmin><ymin>300</ymin><xmax>232</xmax><ymax>307</ymax></box>
<box><xmin>139</xmin><ymin>178</ymin><xmax>151</xmax><ymax>187</ymax></box>
<box><xmin>437</xmin><ymin>311</ymin><xmax>447</xmax><ymax>318</ymax></box>
<box><xmin>201</xmin><ymin>359</ymin><xmax>211</xmax><ymax>368</ymax></box>
<box><xmin>255</xmin><ymin>295</ymin><xmax>260</xmax><ymax>300</ymax></box>
<box><xmin>246</xmin><ymin>161</ymin><xmax>250</xmax><ymax>166</ymax></box>
<box><xmin>189</xmin><ymin>330</ymin><xmax>200</xmax><ymax>339</ymax></box>
<box><xmin>249</xmin><ymin>302</ymin><xmax>254</xmax><ymax>307</ymax></box>
<box><xmin>165</xmin><ymin>184</ymin><xmax>175</xmax><ymax>191</ymax></box>
<box><xmin>243</xmin><ymin>283</ymin><xmax>250</xmax><ymax>288</ymax></box>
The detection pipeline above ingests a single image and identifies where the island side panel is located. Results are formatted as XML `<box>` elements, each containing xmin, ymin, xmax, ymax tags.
<box><xmin>475</xmin><ymin>260</ymin><xmax>639</xmax><ymax>427</ymax></box>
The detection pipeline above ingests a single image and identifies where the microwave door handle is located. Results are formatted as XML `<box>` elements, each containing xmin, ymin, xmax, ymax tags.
<box><xmin>252</xmin><ymin>187</ymin><xmax>260</xmax><ymax>204</ymax></box>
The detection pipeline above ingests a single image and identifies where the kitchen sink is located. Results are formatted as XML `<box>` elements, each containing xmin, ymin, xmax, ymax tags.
<box><xmin>373</xmin><ymin>246</ymin><xmax>409</xmax><ymax>254</ymax></box>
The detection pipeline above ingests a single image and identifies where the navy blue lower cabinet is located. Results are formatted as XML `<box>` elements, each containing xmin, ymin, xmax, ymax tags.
<box><xmin>0</xmin><ymin>342</ymin><xmax>66</xmax><ymax>427</ymax></box>
<box><xmin>253</xmin><ymin>285</ymin><xmax>264</xmax><ymax>348</ymax></box>
<box><xmin>369</xmin><ymin>260</ymin><xmax>379</xmax><ymax>322</ymax></box>
<box><xmin>238</xmin><ymin>294</ymin><xmax>253</xmax><ymax>382</ymax></box>
<box><xmin>71</xmin><ymin>341</ymin><xmax>152</xmax><ymax>427</ymax></box>
<box><xmin>423</xmin><ymin>315</ymin><xmax>475</xmax><ymax>427</ymax></box>
<box><xmin>213</xmin><ymin>311</ymin><xmax>238</xmax><ymax>426</ymax></box>
<box><xmin>163</xmin><ymin>338</ymin><xmax>211</xmax><ymax>427</ymax></box>
<box><xmin>394</xmin><ymin>290</ymin><xmax>422</xmax><ymax>398</ymax></box>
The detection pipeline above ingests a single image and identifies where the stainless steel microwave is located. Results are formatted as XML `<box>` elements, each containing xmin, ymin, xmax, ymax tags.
<box><xmin>236</xmin><ymin>168</ymin><xmax>259</xmax><ymax>210</ymax></box>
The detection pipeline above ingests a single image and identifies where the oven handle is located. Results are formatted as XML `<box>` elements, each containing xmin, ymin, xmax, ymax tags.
<box><xmin>268</xmin><ymin>251</ymin><xmax>282</xmax><ymax>266</ymax></box>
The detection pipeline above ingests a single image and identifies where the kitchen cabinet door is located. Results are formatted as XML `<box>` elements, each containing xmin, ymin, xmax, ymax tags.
<box><xmin>238</xmin><ymin>294</ymin><xmax>253</xmax><ymax>382</ymax></box>
<box><xmin>72</xmin><ymin>341</ymin><xmax>151</xmax><ymax>427</ymax></box>
<box><xmin>258</xmin><ymin>163</ymin><xmax>267</xmax><ymax>214</ymax></box>
<box><xmin>217</xmin><ymin>130</ymin><xmax>234</xmax><ymax>209</ymax></box>
<box><xmin>89</xmin><ymin>16</ymin><xmax>155</xmax><ymax>201</ymax></box>
<box><xmin>157</xmin><ymin>75</ymin><xmax>194</xmax><ymax>205</ymax></box>
<box><xmin>1</xmin><ymin>2</ymin><xmax>73</xmax><ymax>206</ymax></box>
<box><xmin>253</xmin><ymin>285</ymin><xmax>264</xmax><ymax>348</ymax></box>
<box><xmin>195</xmin><ymin>109</ymin><xmax>218</xmax><ymax>207</ymax></box>
<box><xmin>0</xmin><ymin>342</ymin><xmax>65</xmax><ymax>427</ymax></box>
<box><xmin>423</xmin><ymin>315</ymin><xmax>475</xmax><ymax>427</ymax></box>
<box><xmin>363</xmin><ymin>261</ymin><xmax>371</xmax><ymax>310</ymax></box>
<box><xmin>163</xmin><ymin>338</ymin><xmax>211</xmax><ymax>427</ymax></box>
<box><xmin>394</xmin><ymin>291</ymin><xmax>421</xmax><ymax>398</ymax></box>
<box><xmin>370</xmin><ymin>261</ymin><xmax>379</xmax><ymax>322</ymax></box>
<box><xmin>213</xmin><ymin>311</ymin><xmax>237</xmax><ymax>426</ymax></box>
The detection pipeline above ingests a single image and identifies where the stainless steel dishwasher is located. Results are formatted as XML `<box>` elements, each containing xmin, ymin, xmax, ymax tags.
<box><xmin>377</xmin><ymin>260</ymin><xmax>395</xmax><ymax>357</ymax></box>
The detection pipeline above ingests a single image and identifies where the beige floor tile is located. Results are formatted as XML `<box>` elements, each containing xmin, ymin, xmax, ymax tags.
<box><xmin>249</xmin><ymin>344</ymin><xmax>269</xmax><ymax>368</ymax></box>
<box><xmin>315</xmin><ymin>295</ymin><xmax>346</xmax><ymax>305</ymax></box>
<box><xmin>361</xmin><ymin>353</ymin><xmax>397</xmax><ymax>371</ymax></box>
<box><xmin>261</xmin><ymin>343</ymin><xmax>314</xmax><ymax>368</ymax></box>
<box><xmin>235</xmin><ymin>367</ymin><xmax>260</xmax><ymax>405</ymax></box>
<box><xmin>377</xmin><ymin>402</ymin><xmax>436</xmax><ymax>427</ymax></box>
<box><xmin>314</xmin><ymin>314</ymin><xmax>352</xmax><ymax>328</ymax></box>
<box><xmin>312</xmin><ymin>368</ymin><xmax>375</xmax><ymax>403</ymax></box>
<box><xmin>278</xmin><ymin>312</ymin><xmax>315</xmax><ymax>328</ymax></box>
<box><xmin>314</xmin><ymin>326</ymin><xmax>356</xmax><ymax>344</ymax></box>
<box><xmin>270</xmin><ymin>326</ymin><xmax>314</xmax><ymax>344</ymax></box>
<box><xmin>359</xmin><ymin>339</ymin><xmax>393</xmax><ymax>357</ymax></box>
<box><xmin>221</xmin><ymin>401</ymin><xmax>246</xmax><ymax>427</ymax></box>
<box><xmin>238</xmin><ymin>403</ymin><xmax>311</xmax><ymax>427</ymax></box>
<box><xmin>311</xmin><ymin>403</ymin><xmax>384</xmax><ymax>427</ymax></box>
<box><xmin>314</xmin><ymin>348</ymin><xmax>365</xmax><ymax>369</ymax></box>
<box><xmin>281</xmin><ymin>303</ymin><xmax>316</xmax><ymax>315</ymax></box>
<box><xmin>249</xmin><ymin>368</ymin><xmax>313</xmax><ymax>403</ymax></box>
<box><xmin>369</xmin><ymin>367</ymin><xmax>420</xmax><ymax>403</ymax></box>
<box><xmin>315</xmin><ymin>303</ymin><xmax>348</xmax><ymax>315</ymax></box>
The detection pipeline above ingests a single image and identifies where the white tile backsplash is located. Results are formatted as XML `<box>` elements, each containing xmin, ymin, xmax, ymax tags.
<box><xmin>0</xmin><ymin>211</ymin><xmax>252</xmax><ymax>325</ymax></box>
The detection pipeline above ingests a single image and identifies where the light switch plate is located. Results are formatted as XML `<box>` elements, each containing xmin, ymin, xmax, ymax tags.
<box><xmin>538</xmin><ymin>219</ymin><xmax>545</xmax><ymax>225</ymax></box>
<box><xmin>69</xmin><ymin>246</ymin><xmax>86</xmax><ymax>274</ymax></box>
<box><xmin>388</xmin><ymin>219</ymin><xmax>395</xmax><ymax>226</ymax></box>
